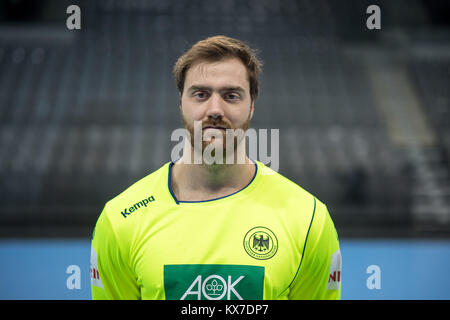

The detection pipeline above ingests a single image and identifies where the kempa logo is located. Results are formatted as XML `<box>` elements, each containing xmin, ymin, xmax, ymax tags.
<box><xmin>164</xmin><ymin>264</ymin><xmax>264</xmax><ymax>300</ymax></box>
<box><xmin>181</xmin><ymin>274</ymin><xmax>245</xmax><ymax>300</ymax></box>
<box><xmin>121</xmin><ymin>195</ymin><xmax>155</xmax><ymax>218</ymax></box>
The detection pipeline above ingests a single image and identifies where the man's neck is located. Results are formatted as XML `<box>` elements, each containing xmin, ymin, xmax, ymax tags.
<box><xmin>171</xmin><ymin>155</ymin><xmax>256</xmax><ymax>202</ymax></box>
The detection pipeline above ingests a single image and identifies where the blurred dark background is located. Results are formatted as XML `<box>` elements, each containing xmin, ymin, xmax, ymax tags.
<box><xmin>0</xmin><ymin>0</ymin><xmax>449</xmax><ymax>238</ymax></box>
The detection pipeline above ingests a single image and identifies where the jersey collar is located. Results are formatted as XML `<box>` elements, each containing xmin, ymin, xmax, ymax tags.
<box><xmin>167</xmin><ymin>159</ymin><xmax>258</xmax><ymax>205</ymax></box>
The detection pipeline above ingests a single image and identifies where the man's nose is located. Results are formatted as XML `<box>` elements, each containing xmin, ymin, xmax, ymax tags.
<box><xmin>206</xmin><ymin>93</ymin><xmax>225</xmax><ymax>120</ymax></box>
<box><xmin>209</xmin><ymin>114</ymin><xmax>222</xmax><ymax>122</ymax></box>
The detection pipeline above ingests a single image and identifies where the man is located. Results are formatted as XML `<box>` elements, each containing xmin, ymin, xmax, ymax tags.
<box><xmin>91</xmin><ymin>35</ymin><xmax>342</xmax><ymax>300</ymax></box>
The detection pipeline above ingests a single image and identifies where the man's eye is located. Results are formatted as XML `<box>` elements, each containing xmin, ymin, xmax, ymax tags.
<box><xmin>226</xmin><ymin>93</ymin><xmax>240</xmax><ymax>101</ymax></box>
<box><xmin>194</xmin><ymin>92</ymin><xmax>208</xmax><ymax>99</ymax></box>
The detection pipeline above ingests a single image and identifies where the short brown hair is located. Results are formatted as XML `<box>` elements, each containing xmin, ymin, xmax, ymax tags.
<box><xmin>173</xmin><ymin>35</ymin><xmax>263</xmax><ymax>101</ymax></box>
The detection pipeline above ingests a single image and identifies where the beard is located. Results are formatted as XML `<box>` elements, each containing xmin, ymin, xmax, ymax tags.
<box><xmin>180</xmin><ymin>109</ymin><xmax>251</xmax><ymax>163</ymax></box>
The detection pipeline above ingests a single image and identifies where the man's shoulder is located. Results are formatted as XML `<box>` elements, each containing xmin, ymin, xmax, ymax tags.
<box><xmin>255</xmin><ymin>161</ymin><xmax>332</xmax><ymax>235</ymax></box>
<box><xmin>102</xmin><ymin>161</ymin><xmax>171</xmax><ymax>219</ymax></box>
<box><xmin>256</xmin><ymin>161</ymin><xmax>318</xmax><ymax>202</ymax></box>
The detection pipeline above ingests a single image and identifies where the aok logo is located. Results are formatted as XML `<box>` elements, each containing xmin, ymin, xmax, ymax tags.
<box><xmin>181</xmin><ymin>274</ymin><xmax>245</xmax><ymax>300</ymax></box>
<box><xmin>164</xmin><ymin>264</ymin><xmax>264</xmax><ymax>300</ymax></box>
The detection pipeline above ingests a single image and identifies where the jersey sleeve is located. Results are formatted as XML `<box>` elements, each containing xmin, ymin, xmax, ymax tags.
<box><xmin>288</xmin><ymin>198</ymin><xmax>342</xmax><ymax>300</ymax></box>
<box><xmin>90</xmin><ymin>204</ymin><xmax>141</xmax><ymax>300</ymax></box>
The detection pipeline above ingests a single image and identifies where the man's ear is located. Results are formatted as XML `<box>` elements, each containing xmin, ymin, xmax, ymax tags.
<box><xmin>250</xmin><ymin>101</ymin><xmax>255</xmax><ymax>119</ymax></box>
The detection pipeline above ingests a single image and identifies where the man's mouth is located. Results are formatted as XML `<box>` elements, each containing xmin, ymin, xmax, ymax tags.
<box><xmin>203</xmin><ymin>126</ymin><xmax>227</xmax><ymax>130</ymax></box>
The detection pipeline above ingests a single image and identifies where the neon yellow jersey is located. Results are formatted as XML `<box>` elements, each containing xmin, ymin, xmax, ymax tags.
<box><xmin>90</xmin><ymin>161</ymin><xmax>342</xmax><ymax>300</ymax></box>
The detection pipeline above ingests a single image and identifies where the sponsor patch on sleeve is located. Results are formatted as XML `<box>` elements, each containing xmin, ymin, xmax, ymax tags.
<box><xmin>327</xmin><ymin>249</ymin><xmax>342</xmax><ymax>290</ymax></box>
<box><xmin>90</xmin><ymin>245</ymin><xmax>104</xmax><ymax>289</ymax></box>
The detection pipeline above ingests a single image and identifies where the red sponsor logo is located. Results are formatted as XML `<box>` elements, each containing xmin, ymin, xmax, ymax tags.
<box><xmin>90</xmin><ymin>267</ymin><xmax>100</xmax><ymax>280</ymax></box>
<box><xmin>328</xmin><ymin>271</ymin><xmax>341</xmax><ymax>283</ymax></box>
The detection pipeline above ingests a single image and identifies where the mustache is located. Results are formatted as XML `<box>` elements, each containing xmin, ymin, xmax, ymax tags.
<box><xmin>201</xmin><ymin>121</ymin><xmax>231</xmax><ymax>130</ymax></box>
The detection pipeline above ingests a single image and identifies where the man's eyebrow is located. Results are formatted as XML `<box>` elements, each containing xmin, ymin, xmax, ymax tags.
<box><xmin>223</xmin><ymin>86</ymin><xmax>246</xmax><ymax>94</ymax></box>
<box><xmin>187</xmin><ymin>85</ymin><xmax>211</xmax><ymax>93</ymax></box>
<box><xmin>187</xmin><ymin>85</ymin><xmax>246</xmax><ymax>94</ymax></box>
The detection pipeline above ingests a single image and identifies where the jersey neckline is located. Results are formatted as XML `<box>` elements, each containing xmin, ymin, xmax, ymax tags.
<box><xmin>167</xmin><ymin>160</ymin><xmax>259</xmax><ymax>205</ymax></box>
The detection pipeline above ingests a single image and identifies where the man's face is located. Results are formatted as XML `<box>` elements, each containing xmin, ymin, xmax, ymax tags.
<box><xmin>180</xmin><ymin>57</ymin><xmax>254</xmax><ymax>159</ymax></box>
